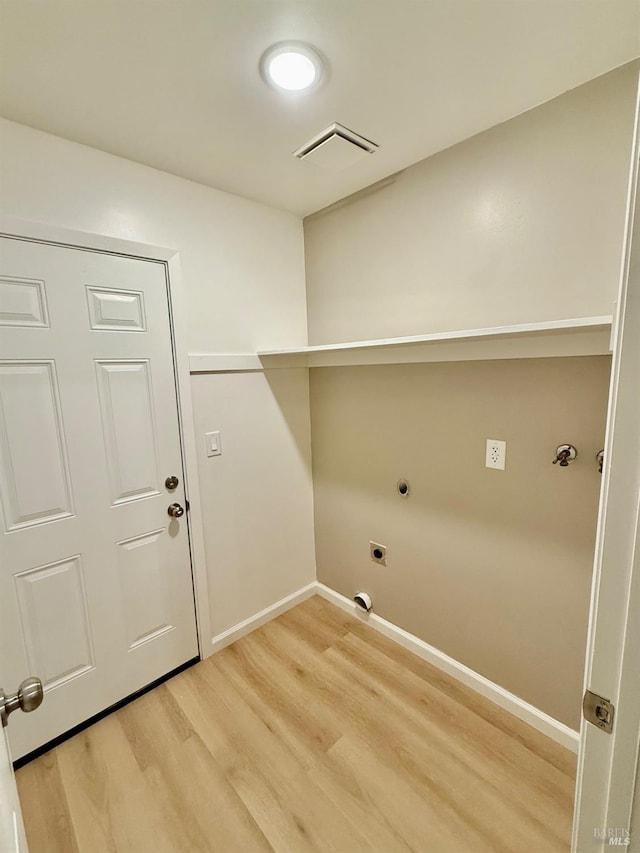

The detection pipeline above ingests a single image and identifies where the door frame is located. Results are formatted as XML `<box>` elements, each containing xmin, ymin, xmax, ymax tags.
<box><xmin>0</xmin><ymin>215</ymin><xmax>213</xmax><ymax>658</ymax></box>
<box><xmin>572</xmin><ymin>75</ymin><xmax>640</xmax><ymax>850</ymax></box>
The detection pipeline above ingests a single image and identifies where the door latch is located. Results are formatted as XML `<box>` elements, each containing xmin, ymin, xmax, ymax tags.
<box><xmin>583</xmin><ymin>689</ymin><xmax>615</xmax><ymax>734</ymax></box>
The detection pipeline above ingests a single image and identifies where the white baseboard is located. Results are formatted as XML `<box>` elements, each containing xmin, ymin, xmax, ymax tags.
<box><xmin>316</xmin><ymin>582</ymin><xmax>580</xmax><ymax>754</ymax></box>
<box><xmin>210</xmin><ymin>582</ymin><xmax>317</xmax><ymax>654</ymax></box>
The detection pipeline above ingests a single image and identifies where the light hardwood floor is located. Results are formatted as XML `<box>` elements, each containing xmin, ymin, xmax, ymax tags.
<box><xmin>16</xmin><ymin>596</ymin><xmax>576</xmax><ymax>852</ymax></box>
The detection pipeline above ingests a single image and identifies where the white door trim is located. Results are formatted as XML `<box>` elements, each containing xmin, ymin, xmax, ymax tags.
<box><xmin>0</xmin><ymin>215</ymin><xmax>213</xmax><ymax>659</ymax></box>
<box><xmin>0</xmin><ymin>729</ymin><xmax>26</xmax><ymax>852</ymax></box>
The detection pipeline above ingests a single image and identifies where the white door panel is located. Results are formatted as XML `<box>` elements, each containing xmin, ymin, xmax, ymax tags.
<box><xmin>0</xmin><ymin>361</ymin><xmax>74</xmax><ymax>530</ymax></box>
<box><xmin>95</xmin><ymin>359</ymin><xmax>162</xmax><ymax>505</ymax></box>
<box><xmin>118</xmin><ymin>528</ymin><xmax>175</xmax><ymax>650</ymax></box>
<box><xmin>0</xmin><ymin>274</ymin><xmax>48</xmax><ymax>328</ymax></box>
<box><xmin>0</xmin><ymin>236</ymin><xmax>198</xmax><ymax>759</ymax></box>
<box><xmin>86</xmin><ymin>286</ymin><xmax>146</xmax><ymax>332</ymax></box>
<box><xmin>14</xmin><ymin>556</ymin><xmax>94</xmax><ymax>689</ymax></box>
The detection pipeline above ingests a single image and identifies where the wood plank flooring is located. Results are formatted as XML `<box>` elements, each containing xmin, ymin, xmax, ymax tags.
<box><xmin>16</xmin><ymin>596</ymin><xmax>577</xmax><ymax>852</ymax></box>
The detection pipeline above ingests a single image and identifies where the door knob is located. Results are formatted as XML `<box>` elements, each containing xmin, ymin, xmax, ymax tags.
<box><xmin>167</xmin><ymin>503</ymin><xmax>185</xmax><ymax>518</ymax></box>
<box><xmin>1</xmin><ymin>677</ymin><xmax>44</xmax><ymax>727</ymax></box>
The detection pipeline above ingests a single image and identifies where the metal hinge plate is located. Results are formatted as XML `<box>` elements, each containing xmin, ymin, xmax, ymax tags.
<box><xmin>583</xmin><ymin>689</ymin><xmax>615</xmax><ymax>734</ymax></box>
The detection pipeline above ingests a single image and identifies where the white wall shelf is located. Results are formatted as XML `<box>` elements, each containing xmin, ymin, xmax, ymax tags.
<box><xmin>259</xmin><ymin>316</ymin><xmax>613</xmax><ymax>368</ymax></box>
<box><xmin>188</xmin><ymin>317</ymin><xmax>613</xmax><ymax>372</ymax></box>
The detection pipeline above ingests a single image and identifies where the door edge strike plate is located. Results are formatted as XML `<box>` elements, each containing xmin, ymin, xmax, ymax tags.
<box><xmin>583</xmin><ymin>689</ymin><xmax>615</xmax><ymax>734</ymax></box>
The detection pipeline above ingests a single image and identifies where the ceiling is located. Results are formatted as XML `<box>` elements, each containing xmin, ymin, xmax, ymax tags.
<box><xmin>0</xmin><ymin>1</ymin><xmax>638</xmax><ymax>217</ymax></box>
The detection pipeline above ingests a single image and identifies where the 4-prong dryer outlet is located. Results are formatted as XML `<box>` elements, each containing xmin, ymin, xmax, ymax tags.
<box><xmin>370</xmin><ymin>541</ymin><xmax>387</xmax><ymax>566</ymax></box>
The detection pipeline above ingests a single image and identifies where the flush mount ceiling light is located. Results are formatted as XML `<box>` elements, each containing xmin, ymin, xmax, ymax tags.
<box><xmin>261</xmin><ymin>42</ymin><xmax>324</xmax><ymax>92</ymax></box>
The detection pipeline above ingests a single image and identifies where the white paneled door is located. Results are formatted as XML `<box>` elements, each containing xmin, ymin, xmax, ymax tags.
<box><xmin>0</xmin><ymin>237</ymin><xmax>198</xmax><ymax>759</ymax></box>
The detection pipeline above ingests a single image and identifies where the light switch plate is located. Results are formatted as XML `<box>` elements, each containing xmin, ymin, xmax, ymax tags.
<box><xmin>205</xmin><ymin>431</ymin><xmax>222</xmax><ymax>457</ymax></box>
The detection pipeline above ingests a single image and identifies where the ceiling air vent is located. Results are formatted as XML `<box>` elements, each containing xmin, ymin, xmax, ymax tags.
<box><xmin>293</xmin><ymin>123</ymin><xmax>378</xmax><ymax>170</ymax></box>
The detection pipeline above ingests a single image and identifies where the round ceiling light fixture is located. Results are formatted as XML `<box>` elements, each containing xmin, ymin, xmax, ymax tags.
<box><xmin>261</xmin><ymin>42</ymin><xmax>324</xmax><ymax>92</ymax></box>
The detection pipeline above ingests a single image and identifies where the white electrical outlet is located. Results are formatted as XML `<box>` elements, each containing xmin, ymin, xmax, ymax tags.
<box><xmin>486</xmin><ymin>438</ymin><xmax>506</xmax><ymax>470</ymax></box>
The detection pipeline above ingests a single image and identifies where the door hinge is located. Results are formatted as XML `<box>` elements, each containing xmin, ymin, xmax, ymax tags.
<box><xmin>583</xmin><ymin>689</ymin><xmax>615</xmax><ymax>734</ymax></box>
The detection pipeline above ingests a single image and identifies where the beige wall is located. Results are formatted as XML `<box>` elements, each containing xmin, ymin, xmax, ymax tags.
<box><xmin>304</xmin><ymin>63</ymin><xmax>637</xmax><ymax>345</ymax></box>
<box><xmin>305</xmin><ymin>65</ymin><xmax>636</xmax><ymax>729</ymax></box>
<box><xmin>311</xmin><ymin>356</ymin><xmax>611</xmax><ymax>728</ymax></box>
